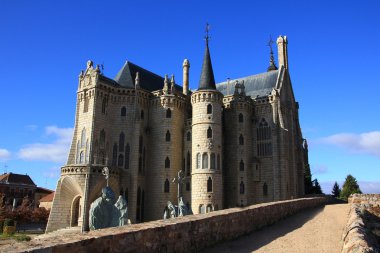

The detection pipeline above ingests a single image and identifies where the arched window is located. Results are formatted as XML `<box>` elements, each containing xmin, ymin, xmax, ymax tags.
<box><xmin>140</xmin><ymin>110</ymin><xmax>144</xmax><ymax>119</ymax></box>
<box><xmin>210</xmin><ymin>153</ymin><xmax>216</xmax><ymax>170</ymax></box>
<box><xmin>207</xmin><ymin>127</ymin><xmax>212</xmax><ymax>139</ymax></box>
<box><xmin>100</xmin><ymin>130</ymin><xmax>105</xmax><ymax>149</ymax></box>
<box><xmin>202</xmin><ymin>153</ymin><xmax>208</xmax><ymax>169</ymax></box>
<box><xmin>240</xmin><ymin>181</ymin><xmax>245</xmax><ymax>194</ymax></box>
<box><xmin>138</xmin><ymin>156</ymin><xmax>142</xmax><ymax>173</ymax></box>
<box><xmin>81</xmin><ymin>128</ymin><xmax>86</xmax><ymax>148</ymax></box>
<box><xmin>217</xmin><ymin>154</ymin><xmax>221</xmax><ymax>170</ymax></box>
<box><xmin>164</xmin><ymin>179</ymin><xmax>170</xmax><ymax>193</ymax></box>
<box><xmin>119</xmin><ymin>132</ymin><xmax>125</xmax><ymax>152</ymax></box>
<box><xmin>118</xmin><ymin>154</ymin><xmax>124</xmax><ymax>167</ymax></box>
<box><xmin>166</xmin><ymin>108</ymin><xmax>171</xmax><ymax>118</ymax></box>
<box><xmin>83</xmin><ymin>97</ymin><xmax>89</xmax><ymax>113</ymax></box>
<box><xmin>199</xmin><ymin>204</ymin><xmax>205</xmax><ymax>214</ymax></box>
<box><xmin>79</xmin><ymin>151</ymin><xmax>85</xmax><ymax>164</ymax></box>
<box><xmin>186</xmin><ymin>131</ymin><xmax>191</xmax><ymax>141</ymax></box>
<box><xmin>186</xmin><ymin>152</ymin><xmax>191</xmax><ymax>176</ymax></box>
<box><xmin>258</xmin><ymin>118</ymin><xmax>271</xmax><ymax>141</ymax></box>
<box><xmin>121</xmin><ymin>107</ymin><xmax>126</xmax><ymax>116</ymax></box>
<box><xmin>196</xmin><ymin>153</ymin><xmax>201</xmax><ymax>169</ymax></box>
<box><xmin>166</xmin><ymin>130</ymin><xmax>171</xmax><ymax>142</ymax></box>
<box><xmin>206</xmin><ymin>204</ymin><xmax>213</xmax><ymax>213</ymax></box>
<box><xmin>240</xmin><ymin>160</ymin><xmax>244</xmax><ymax>171</ymax></box>
<box><xmin>101</xmin><ymin>98</ymin><xmax>107</xmax><ymax>114</ymax></box>
<box><xmin>112</xmin><ymin>144</ymin><xmax>118</xmax><ymax>166</ymax></box>
<box><xmin>238</xmin><ymin>113</ymin><xmax>244</xmax><ymax>123</ymax></box>
<box><xmin>207</xmin><ymin>177</ymin><xmax>212</xmax><ymax>192</ymax></box>
<box><xmin>263</xmin><ymin>182</ymin><xmax>268</xmax><ymax>196</ymax></box>
<box><xmin>165</xmin><ymin>157</ymin><xmax>170</xmax><ymax>168</ymax></box>
<box><xmin>125</xmin><ymin>144</ymin><xmax>130</xmax><ymax>169</ymax></box>
<box><xmin>207</xmin><ymin>104</ymin><xmax>212</xmax><ymax>114</ymax></box>
<box><xmin>239</xmin><ymin>134</ymin><xmax>244</xmax><ymax>145</ymax></box>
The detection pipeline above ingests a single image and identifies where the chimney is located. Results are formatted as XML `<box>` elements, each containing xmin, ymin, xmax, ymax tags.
<box><xmin>277</xmin><ymin>35</ymin><xmax>288</xmax><ymax>69</ymax></box>
<box><xmin>182</xmin><ymin>59</ymin><xmax>190</xmax><ymax>95</ymax></box>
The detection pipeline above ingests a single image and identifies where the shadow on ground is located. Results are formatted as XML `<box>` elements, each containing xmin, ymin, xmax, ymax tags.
<box><xmin>201</xmin><ymin>206</ymin><xmax>325</xmax><ymax>253</ymax></box>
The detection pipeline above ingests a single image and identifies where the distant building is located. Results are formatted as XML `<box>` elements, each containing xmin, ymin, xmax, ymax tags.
<box><xmin>0</xmin><ymin>172</ymin><xmax>53</xmax><ymax>208</ymax></box>
<box><xmin>47</xmin><ymin>34</ymin><xmax>309</xmax><ymax>232</ymax></box>
<box><xmin>39</xmin><ymin>192</ymin><xmax>55</xmax><ymax>210</ymax></box>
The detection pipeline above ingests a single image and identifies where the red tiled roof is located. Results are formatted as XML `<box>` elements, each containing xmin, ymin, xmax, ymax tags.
<box><xmin>36</xmin><ymin>187</ymin><xmax>54</xmax><ymax>194</ymax></box>
<box><xmin>40</xmin><ymin>192</ymin><xmax>55</xmax><ymax>202</ymax></box>
<box><xmin>0</xmin><ymin>173</ymin><xmax>36</xmax><ymax>186</ymax></box>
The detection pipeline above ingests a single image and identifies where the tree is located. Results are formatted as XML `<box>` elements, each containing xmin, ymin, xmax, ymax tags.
<box><xmin>331</xmin><ymin>181</ymin><xmax>341</xmax><ymax>197</ymax></box>
<box><xmin>304</xmin><ymin>165</ymin><xmax>314</xmax><ymax>194</ymax></box>
<box><xmin>312</xmin><ymin>179</ymin><xmax>323</xmax><ymax>194</ymax></box>
<box><xmin>340</xmin><ymin>174</ymin><xmax>362</xmax><ymax>200</ymax></box>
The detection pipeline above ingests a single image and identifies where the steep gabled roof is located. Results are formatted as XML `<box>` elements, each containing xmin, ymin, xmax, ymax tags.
<box><xmin>114</xmin><ymin>61</ymin><xmax>166</xmax><ymax>91</ymax></box>
<box><xmin>217</xmin><ymin>70</ymin><xmax>279</xmax><ymax>98</ymax></box>
<box><xmin>0</xmin><ymin>173</ymin><xmax>36</xmax><ymax>186</ymax></box>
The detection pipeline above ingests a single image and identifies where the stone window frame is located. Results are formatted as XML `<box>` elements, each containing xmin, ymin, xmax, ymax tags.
<box><xmin>165</xmin><ymin>130</ymin><xmax>171</xmax><ymax>142</ymax></box>
<box><xmin>165</xmin><ymin>157</ymin><xmax>170</xmax><ymax>168</ymax></box>
<box><xmin>140</xmin><ymin>110</ymin><xmax>144</xmax><ymax>120</ymax></box>
<box><xmin>210</xmin><ymin>153</ymin><xmax>216</xmax><ymax>170</ymax></box>
<box><xmin>207</xmin><ymin>104</ymin><xmax>212</xmax><ymax>114</ymax></box>
<box><xmin>202</xmin><ymin>153</ymin><xmax>208</xmax><ymax>169</ymax></box>
<box><xmin>166</xmin><ymin>108</ymin><xmax>172</xmax><ymax>118</ymax></box>
<box><xmin>207</xmin><ymin>127</ymin><xmax>213</xmax><ymax>139</ymax></box>
<box><xmin>164</xmin><ymin>179</ymin><xmax>170</xmax><ymax>193</ymax></box>
<box><xmin>186</xmin><ymin>131</ymin><xmax>191</xmax><ymax>141</ymax></box>
<box><xmin>263</xmin><ymin>182</ymin><xmax>268</xmax><ymax>196</ymax></box>
<box><xmin>238</xmin><ymin>113</ymin><xmax>244</xmax><ymax>123</ymax></box>
<box><xmin>121</xmin><ymin>106</ymin><xmax>126</xmax><ymax>117</ymax></box>
<box><xmin>196</xmin><ymin>153</ymin><xmax>201</xmax><ymax>169</ymax></box>
<box><xmin>239</xmin><ymin>160</ymin><xmax>244</xmax><ymax>171</ymax></box>
<box><xmin>207</xmin><ymin>177</ymin><xmax>213</xmax><ymax>192</ymax></box>
<box><xmin>240</xmin><ymin>181</ymin><xmax>245</xmax><ymax>194</ymax></box>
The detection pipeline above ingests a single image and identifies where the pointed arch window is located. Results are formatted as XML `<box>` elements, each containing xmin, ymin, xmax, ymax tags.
<box><xmin>239</xmin><ymin>113</ymin><xmax>244</xmax><ymax>123</ymax></box>
<box><xmin>202</xmin><ymin>153</ymin><xmax>208</xmax><ymax>169</ymax></box>
<box><xmin>79</xmin><ymin>151</ymin><xmax>85</xmax><ymax>164</ymax></box>
<box><xmin>207</xmin><ymin>127</ymin><xmax>212</xmax><ymax>139</ymax></box>
<box><xmin>140</xmin><ymin>110</ymin><xmax>144</xmax><ymax>119</ymax></box>
<box><xmin>101</xmin><ymin>98</ymin><xmax>107</xmax><ymax>114</ymax></box>
<box><xmin>263</xmin><ymin>182</ymin><xmax>268</xmax><ymax>196</ymax></box>
<box><xmin>166</xmin><ymin>130</ymin><xmax>171</xmax><ymax>142</ymax></box>
<box><xmin>121</xmin><ymin>106</ymin><xmax>126</xmax><ymax>116</ymax></box>
<box><xmin>165</xmin><ymin>157</ymin><xmax>170</xmax><ymax>168</ymax></box>
<box><xmin>207</xmin><ymin>177</ymin><xmax>213</xmax><ymax>192</ymax></box>
<box><xmin>112</xmin><ymin>144</ymin><xmax>118</xmax><ymax>166</ymax></box>
<box><xmin>210</xmin><ymin>153</ymin><xmax>216</xmax><ymax>170</ymax></box>
<box><xmin>125</xmin><ymin>144</ymin><xmax>130</xmax><ymax>169</ymax></box>
<box><xmin>240</xmin><ymin>181</ymin><xmax>245</xmax><ymax>194</ymax></box>
<box><xmin>118</xmin><ymin>154</ymin><xmax>124</xmax><ymax>167</ymax></box>
<box><xmin>239</xmin><ymin>134</ymin><xmax>244</xmax><ymax>145</ymax></box>
<box><xmin>166</xmin><ymin>108</ymin><xmax>171</xmax><ymax>118</ymax></box>
<box><xmin>196</xmin><ymin>153</ymin><xmax>201</xmax><ymax>169</ymax></box>
<box><xmin>138</xmin><ymin>156</ymin><xmax>142</xmax><ymax>173</ymax></box>
<box><xmin>186</xmin><ymin>131</ymin><xmax>191</xmax><ymax>141</ymax></box>
<box><xmin>207</xmin><ymin>104</ymin><xmax>212</xmax><ymax>114</ymax></box>
<box><xmin>164</xmin><ymin>179</ymin><xmax>170</xmax><ymax>193</ymax></box>
<box><xmin>119</xmin><ymin>132</ymin><xmax>125</xmax><ymax>152</ymax></box>
<box><xmin>240</xmin><ymin>160</ymin><xmax>244</xmax><ymax>171</ymax></box>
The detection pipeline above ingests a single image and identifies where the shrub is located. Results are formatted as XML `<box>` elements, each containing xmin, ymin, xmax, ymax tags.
<box><xmin>16</xmin><ymin>234</ymin><xmax>31</xmax><ymax>242</ymax></box>
<box><xmin>4</xmin><ymin>218</ymin><xmax>14</xmax><ymax>227</ymax></box>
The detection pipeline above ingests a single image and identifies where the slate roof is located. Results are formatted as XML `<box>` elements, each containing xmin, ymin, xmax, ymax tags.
<box><xmin>0</xmin><ymin>173</ymin><xmax>36</xmax><ymax>186</ymax></box>
<box><xmin>216</xmin><ymin>70</ymin><xmax>279</xmax><ymax>98</ymax></box>
<box><xmin>198</xmin><ymin>41</ymin><xmax>216</xmax><ymax>90</ymax></box>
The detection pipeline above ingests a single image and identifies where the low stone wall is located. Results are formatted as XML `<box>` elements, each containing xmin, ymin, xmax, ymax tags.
<box><xmin>6</xmin><ymin>197</ymin><xmax>325</xmax><ymax>253</ymax></box>
<box><xmin>341</xmin><ymin>194</ymin><xmax>380</xmax><ymax>253</ymax></box>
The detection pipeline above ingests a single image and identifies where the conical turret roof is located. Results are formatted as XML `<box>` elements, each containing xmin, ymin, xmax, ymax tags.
<box><xmin>198</xmin><ymin>39</ymin><xmax>216</xmax><ymax>90</ymax></box>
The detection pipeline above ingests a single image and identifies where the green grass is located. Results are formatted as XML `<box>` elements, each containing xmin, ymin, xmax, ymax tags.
<box><xmin>0</xmin><ymin>233</ymin><xmax>31</xmax><ymax>242</ymax></box>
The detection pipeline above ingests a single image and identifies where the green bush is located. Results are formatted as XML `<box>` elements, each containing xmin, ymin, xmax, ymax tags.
<box><xmin>15</xmin><ymin>234</ymin><xmax>31</xmax><ymax>242</ymax></box>
<box><xmin>0</xmin><ymin>220</ymin><xmax>3</xmax><ymax>233</ymax></box>
<box><xmin>4</xmin><ymin>218</ymin><xmax>14</xmax><ymax>227</ymax></box>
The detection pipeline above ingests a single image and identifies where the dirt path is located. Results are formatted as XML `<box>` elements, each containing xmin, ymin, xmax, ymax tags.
<box><xmin>202</xmin><ymin>203</ymin><xmax>349</xmax><ymax>253</ymax></box>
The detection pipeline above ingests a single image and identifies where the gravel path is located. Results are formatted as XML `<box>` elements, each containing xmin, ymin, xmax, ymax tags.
<box><xmin>202</xmin><ymin>203</ymin><xmax>349</xmax><ymax>253</ymax></box>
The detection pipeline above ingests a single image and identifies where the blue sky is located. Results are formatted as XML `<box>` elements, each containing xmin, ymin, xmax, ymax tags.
<box><xmin>0</xmin><ymin>0</ymin><xmax>379</xmax><ymax>194</ymax></box>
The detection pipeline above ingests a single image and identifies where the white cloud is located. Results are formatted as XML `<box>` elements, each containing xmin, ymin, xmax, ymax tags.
<box><xmin>0</xmin><ymin>149</ymin><xmax>11</xmax><ymax>161</ymax></box>
<box><xmin>320</xmin><ymin>131</ymin><xmax>380</xmax><ymax>157</ymax></box>
<box><xmin>18</xmin><ymin>126</ymin><xmax>73</xmax><ymax>163</ymax></box>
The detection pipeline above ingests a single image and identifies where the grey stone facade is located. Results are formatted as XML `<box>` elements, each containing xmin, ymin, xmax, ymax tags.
<box><xmin>46</xmin><ymin>35</ymin><xmax>309</xmax><ymax>232</ymax></box>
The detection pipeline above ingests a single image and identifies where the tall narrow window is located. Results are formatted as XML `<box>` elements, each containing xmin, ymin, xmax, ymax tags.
<box><xmin>263</xmin><ymin>183</ymin><xmax>268</xmax><ymax>196</ymax></box>
<box><xmin>140</xmin><ymin>110</ymin><xmax>144</xmax><ymax>119</ymax></box>
<box><xmin>166</xmin><ymin>130</ymin><xmax>171</xmax><ymax>142</ymax></box>
<box><xmin>207</xmin><ymin>177</ymin><xmax>213</xmax><ymax>192</ymax></box>
<box><xmin>164</xmin><ymin>179</ymin><xmax>170</xmax><ymax>193</ymax></box>
<box><xmin>76</xmin><ymin>141</ymin><xmax>80</xmax><ymax>163</ymax></box>
<box><xmin>238</xmin><ymin>113</ymin><xmax>244</xmax><ymax>123</ymax></box>
<box><xmin>217</xmin><ymin>154</ymin><xmax>221</xmax><ymax>170</ymax></box>
<box><xmin>100</xmin><ymin>130</ymin><xmax>105</xmax><ymax>149</ymax></box>
<box><xmin>165</xmin><ymin>157</ymin><xmax>170</xmax><ymax>168</ymax></box>
<box><xmin>202</xmin><ymin>153</ymin><xmax>208</xmax><ymax>169</ymax></box>
<box><xmin>239</xmin><ymin>160</ymin><xmax>244</xmax><ymax>171</ymax></box>
<box><xmin>239</xmin><ymin>134</ymin><xmax>244</xmax><ymax>145</ymax></box>
<box><xmin>121</xmin><ymin>106</ymin><xmax>126</xmax><ymax>116</ymax></box>
<box><xmin>207</xmin><ymin>127</ymin><xmax>212</xmax><ymax>139</ymax></box>
<box><xmin>83</xmin><ymin>97</ymin><xmax>89</xmax><ymax>113</ymax></box>
<box><xmin>240</xmin><ymin>181</ymin><xmax>245</xmax><ymax>194</ymax></box>
<box><xmin>79</xmin><ymin>151</ymin><xmax>85</xmax><ymax>164</ymax></box>
<box><xmin>186</xmin><ymin>131</ymin><xmax>191</xmax><ymax>141</ymax></box>
<box><xmin>112</xmin><ymin>144</ymin><xmax>118</xmax><ymax>166</ymax></box>
<box><xmin>143</xmin><ymin>147</ymin><xmax>146</xmax><ymax>170</ymax></box>
<box><xmin>210</xmin><ymin>153</ymin><xmax>216</xmax><ymax>170</ymax></box>
<box><xmin>196</xmin><ymin>153</ymin><xmax>201</xmax><ymax>169</ymax></box>
<box><xmin>125</xmin><ymin>144</ymin><xmax>130</xmax><ymax>169</ymax></box>
<box><xmin>138</xmin><ymin>156</ymin><xmax>142</xmax><ymax>172</ymax></box>
<box><xmin>101</xmin><ymin>98</ymin><xmax>107</xmax><ymax>114</ymax></box>
<box><xmin>81</xmin><ymin>128</ymin><xmax>86</xmax><ymax>148</ymax></box>
<box><xmin>186</xmin><ymin>182</ymin><xmax>190</xmax><ymax>191</ymax></box>
<box><xmin>166</xmin><ymin>108</ymin><xmax>171</xmax><ymax>118</ymax></box>
<box><xmin>139</xmin><ymin>136</ymin><xmax>143</xmax><ymax>154</ymax></box>
<box><xmin>118</xmin><ymin>154</ymin><xmax>124</xmax><ymax>167</ymax></box>
<box><xmin>187</xmin><ymin>152</ymin><xmax>191</xmax><ymax>176</ymax></box>
<box><xmin>207</xmin><ymin>104</ymin><xmax>212</xmax><ymax>114</ymax></box>
<box><xmin>119</xmin><ymin>132</ymin><xmax>125</xmax><ymax>152</ymax></box>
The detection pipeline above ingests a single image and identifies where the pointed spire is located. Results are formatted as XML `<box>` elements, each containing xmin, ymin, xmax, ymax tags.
<box><xmin>163</xmin><ymin>74</ymin><xmax>169</xmax><ymax>94</ymax></box>
<box><xmin>170</xmin><ymin>74</ymin><xmax>175</xmax><ymax>93</ymax></box>
<box><xmin>267</xmin><ymin>36</ymin><xmax>278</xmax><ymax>72</ymax></box>
<box><xmin>198</xmin><ymin>23</ymin><xmax>216</xmax><ymax>90</ymax></box>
